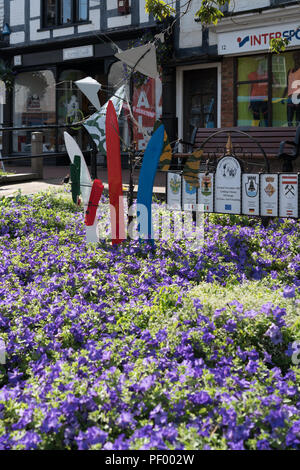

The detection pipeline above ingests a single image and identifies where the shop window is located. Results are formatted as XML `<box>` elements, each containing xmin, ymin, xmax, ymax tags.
<box><xmin>43</xmin><ymin>0</ymin><xmax>88</xmax><ymax>28</ymax></box>
<box><xmin>236</xmin><ymin>52</ymin><xmax>300</xmax><ymax>127</ymax></box>
<box><xmin>237</xmin><ymin>55</ymin><xmax>269</xmax><ymax>127</ymax></box>
<box><xmin>272</xmin><ymin>52</ymin><xmax>300</xmax><ymax>127</ymax></box>
<box><xmin>13</xmin><ymin>70</ymin><xmax>56</xmax><ymax>153</ymax></box>
<box><xmin>57</xmin><ymin>69</ymin><xmax>91</xmax><ymax>153</ymax></box>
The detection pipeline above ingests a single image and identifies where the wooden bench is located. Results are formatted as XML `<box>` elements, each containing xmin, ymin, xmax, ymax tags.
<box><xmin>173</xmin><ymin>127</ymin><xmax>300</xmax><ymax>173</ymax></box>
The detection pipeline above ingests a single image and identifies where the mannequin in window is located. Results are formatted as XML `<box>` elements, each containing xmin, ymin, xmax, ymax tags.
<box><xmin>248</xmin><ymin>60</ymin><xmax>269</xmax><ymax>127</ymax></box>
<box><xmin>282</xmin><ymin>52</ymin><xmax>300</xmax><ymax>127</ymax></box>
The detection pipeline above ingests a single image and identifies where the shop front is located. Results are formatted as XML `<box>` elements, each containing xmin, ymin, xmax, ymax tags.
<box><xmin>217</xmin><ymin>15</ymin><xmax>300</xmax><ymax>129</ymax></box>
<box><xmin>6</xmin><ymin>37</ymin><xmax>163</xmax><ymax>165</ymax></box>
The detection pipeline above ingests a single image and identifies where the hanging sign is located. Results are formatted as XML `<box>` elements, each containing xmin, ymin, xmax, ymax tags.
<box><xmin>182</xmin><ymin>180</ymin><xmax>197</xmax><ymax>211</ymax></box>
<box><xmin>198</xmin><ymin>173</ymin><xmax>214</xmax><ymax>212</ymax></box>
<box><xmin>279</xmin><ymin>173</ymin><xmax>299</xmax><ymax>218</ymax></box>
<box><xmin>260</xmin><ymin>174</ymin><xmax>279</xmax><ymax>216</ymax></box>
<box><xmin>167</xmin><ymin>173</ymin><xmax>182</xmax><ymax>210</ymax></box>
<box><xmin>242</xmin><ymin>173</ymin><xmax>260</xmax><ymax>216</ymax></box>
<box><xmin>215</xmin><ymin>156</ymin><xmax>242</xmax><ymax>214</ymax></box>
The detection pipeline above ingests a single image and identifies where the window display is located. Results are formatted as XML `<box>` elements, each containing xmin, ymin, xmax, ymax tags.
<box><xmin>237</xmin><ymin>51</ymin><xmax>300</xmax><ymax>127</ymax></box>
<box><xmin>237</xmin><ymin>55</ymin><xmax>269</xmax><ymax>127</ymax></box>
<box><xmin>13</xmin><ymin>70</ymin><xmax>56</xmax><ymax>153</ymax></box>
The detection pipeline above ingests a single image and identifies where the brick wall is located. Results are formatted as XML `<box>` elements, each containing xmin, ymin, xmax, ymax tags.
<box><xmin>221</xmin><ymin>57</ymin><xmax>235</xmax><ymax>127</ymax></box>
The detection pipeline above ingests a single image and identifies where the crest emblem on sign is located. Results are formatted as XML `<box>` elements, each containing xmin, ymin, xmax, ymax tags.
<box><xmin>245</xmin><ymin>176</ymin><xmax>258</xmax><ymax>198</ymax></box>
<box><xmin>186</xmin><ymin>182</ymin><xmax>197</xmax><ymax>195</ymax></box>
<box><xmin>284</xmin><ymin>185</ymin><xmax>295</xmax><ymax>199</ymax></box>
<box><xmin>222</xmin><ymin>159</ymin><xmax>239</xmax><ymax>178</ymax></box>
<box><xmin>170</xmin><ymin>176</ymin><xmax>180</xmax><ymax>194</ymax></box>
<box><xmin>201</xmin><ymin>175</ymin><xmax>212</xmax><ymax>196</ymax></box>
<box><xmin>265</xmin><ymin>183</ymin><xmax>276</xmax><ymax>197</ymax></box>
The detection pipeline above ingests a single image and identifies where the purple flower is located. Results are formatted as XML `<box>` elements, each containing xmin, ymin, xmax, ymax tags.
<box><xmin>75</xmin><ymin>427</ymin><xmax>108</xmax><ymax>450</ymax></box>
<box><xmin>286</xmin><ymin>421</ymin><xmax>300</xmax><ymax>447</ymax></box>
<box><xmin>283</xmin><ymin>286</ymin><xmax>296</xmax><ymax>298</ymax></box>
<box><xmin>117</xmin><ymin>412</ymin><xmax>134</xmax><ymax>428</ymax></box>
<box><xmin>193</xmin><ymin>298</ymin><xmax>203</xmax><ymax>311</ymax></box>
<box><xmin>41</xmin><ymin>409</ymin><xmax>62</xmax><ymax>434</ymax></box>
<box><xmin>245</xmin><ymin>360</ymin><xmax>259</xmax><ymax>375</ymax></box>
<box><xmin>256</xmin><ymin>439</ymin><xmax>271</xmax><ymax>450</ymax></box>
<box><xmin>265</xmin><ymin>324</ymin><xmax>283</xmax><ymax>345</ymax></box>
<box><xmin>189</xmin><ymin>391</ymin><xmax>212</xmax><ymax>406</ymax></box>
<box><xmin>138</xmin><ymin>375</ymin><xmax>156</xmax><ymax>392</ymax></box>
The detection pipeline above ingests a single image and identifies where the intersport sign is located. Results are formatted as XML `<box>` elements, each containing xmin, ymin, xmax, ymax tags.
<box><xmin>218</xmin><ymin>22</ymin><xmax>300</xmax><ymax>55</ymax></box>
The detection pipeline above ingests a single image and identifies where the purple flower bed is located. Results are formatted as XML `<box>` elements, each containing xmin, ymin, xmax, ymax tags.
<box><xmin>0</xmin><ymin>193</ymin><xmax>299</xmax><ymax>450</ymax></box>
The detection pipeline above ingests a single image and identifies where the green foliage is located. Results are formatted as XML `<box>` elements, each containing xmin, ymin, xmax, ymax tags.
<box><xmin>145</xmin><ymin>0</ymin><xmax>176</xmax><ymax>21</ymax></box>
<box><xmin>269</xmin><ymin>37</ymin><xmax>290</xmax><ymax>54</ymax></box>
<box><xmin>195</xmin><ymin>1</ymin><xmax>227</xmax><ymax>26</ymax></box>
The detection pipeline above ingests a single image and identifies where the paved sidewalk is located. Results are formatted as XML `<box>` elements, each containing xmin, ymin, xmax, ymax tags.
<box><xmin>0</xmin><ymin>166</ymin><xmax>167</xmax><ymax>197</ymax></box>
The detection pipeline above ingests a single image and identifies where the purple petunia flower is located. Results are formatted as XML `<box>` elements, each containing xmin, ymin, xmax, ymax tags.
<box><xmin>283</xmin><ymin>286</ymin><xmax>296</xmax><ymax>298</ymax></box>
<box><xmin>265</xmin><ymin>324</ymin><xmax>283</xmax><ymax>345</ymax></box>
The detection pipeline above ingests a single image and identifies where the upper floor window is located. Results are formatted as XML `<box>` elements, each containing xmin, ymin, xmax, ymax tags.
<box><xmin>43</xmin><ymin>0</ymin><xmax>88</xmax><ymax>28</ymax></box>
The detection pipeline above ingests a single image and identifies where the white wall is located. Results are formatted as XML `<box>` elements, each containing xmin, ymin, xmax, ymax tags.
<box><xmin>140</xmin><ymin>0</ymin><xmax>150</xmax><ymax>23</ymax></box>
<box><xmin>178</xmin><ymin>0</ymin><xmax>274</xmax><ymax>50</ymax></box>
<box><xmin>228</xmin><ymin>0</ymin><xmax>270</xmax><ymax>12</ymax></box>
<box><xmin>10</xmin><ymin>0</ymin><xmax>25</xmax><ymax>26</ymax></box>
<box><xmin>0</xmin><ymin>0</ymin><xmax>4</xmax><ymax>29</ymax></box>
<box><xmin>179</xmin><ymin>0</ymin><xmax>203</xmax><ymax>49</ymax></box>
<box><xmin>30</xmin><ymin>0</ymin><xmax>41</xmax><ymax>18</ymax></box>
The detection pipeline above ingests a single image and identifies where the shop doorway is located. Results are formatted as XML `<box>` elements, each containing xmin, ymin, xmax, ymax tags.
<box><xmin>183</xmin><ymin>67</ymin><xmax>218</xmax><ymax>142</ymax></box>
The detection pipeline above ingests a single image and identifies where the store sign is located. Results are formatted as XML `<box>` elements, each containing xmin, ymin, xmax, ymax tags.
<box><xmin>63</xmin><ymin>45</ymin><xmax>93</xmax><ymax>61</ymax></box>
<box><xmin>218</xmin><ymin>22</ymin><xmax>300</xmax><ymax>55</ymax></box>
<box><xmin>215</xmin><ymin>156</ymin><xmax>242</xmax><ymax>214</ymax></box>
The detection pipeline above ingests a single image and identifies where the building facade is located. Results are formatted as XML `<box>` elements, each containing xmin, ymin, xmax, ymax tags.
<box><xmin>0</xmin><ymin>0</ymin><xmax>299</xmax><ymax>159</ymax></box>
<box><xmin>173</xmin><ymin>0</ymin><xmax>300</xmax><ymax>145</ymax></box>
<box><xmin>0</xmin><ymin>0</ymin><xmax>164</xmax><ymax>157</ymax></box>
